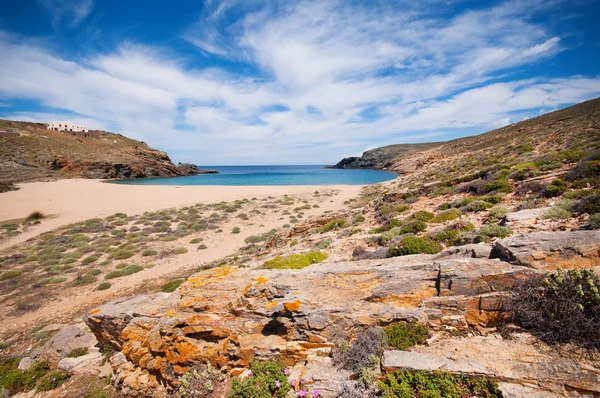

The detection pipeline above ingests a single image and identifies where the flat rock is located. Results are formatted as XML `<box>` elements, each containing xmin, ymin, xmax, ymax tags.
<box><xmin>501</xmin><ymin>208</ymin><xmax>550</xmax><ymax>226</ymax></box>
<box><xmin>497</xmin><ymin>383</ymin><xmax>564</xmax><ymax>398</ymax></box>
<box><xmin>17</xmin><ymin>357</ymin><xmax>32</xmax><ymax>370</ymax></box>
<box><xmin>434</xmin><ymin>243</ymin><xmax>492</xmax><ymax>259</ymax></box>
<box><xmin>382</xmin><ymin>350</ymin><xmax>493</xmax><ymax>375</ymax></box>
<box><xmin>494</xmin><ymin>231</ymin><xmax>600</xmax><ymax>270</ymax></box>
<box><xmin>58</xmin><ymin>352</ymin><xmax>103</xmax><ymax>373</ymax></box>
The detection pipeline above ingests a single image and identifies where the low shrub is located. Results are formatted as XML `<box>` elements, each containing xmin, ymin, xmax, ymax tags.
<box><xmin>399</xmin><ymin>220</ymin><xmax>427</xmax><ymax>234</ymax></box>
<box><xmin>384</xmin><ymin>322</ymin><xmax>429</xmax><ymax>350</ymax></box>
<box><xmin>0</xmin><ymin>269</ymin><xmax>22</xmax><ymax>281</ymax></box>
<box><xmin>0</xmin><ymin>359</ymin><xmax>49</xmax><ymax>394</ymax></box>
<box><xmin>228</xmin><ymin>359</ymin><xmax>290</xmax><ymax>398</ymax></box>
<box><xmin>409</xmin><ymin>210</ymin><xmax>434</xmax><ymax>222</ymax></box>
<box><xmin>588</xmin><ymin>213</ymin><xmax>600</xmax><ymax>229</ymax></box>
<box><xmin>160</xmin><ymin>279</ymin><xmax>184</xmax><ymax>293</ymax></box>
<box><xmin>478</xmin><ymin>224</ymin><xmax>512</xmax><ymax>240</ymax></box>
<box><xmin>96</xmin><ymin>282</ymin><xmax>111</xmax><ymax>290</ymax></box>
<box><xmin>572</xmin><ymin>191</ymin><xmax>600</xmax><ymax>214</ymax></box>
<box><xmin>320</xmin><ymin>218</ymin><xmax>347</xmax><ymax>232</ymax></box>
<box><xmin>462</xmin><ymin>200</ymin><xmax>494</xmax><ymax>213</ymax></box>
<box><xmin>197</xmin><ymin>244</ymin><xmax>208</xmax><ymax>250</ymax></box>
<box><xmin>25</xmin><ymin>211</ymin><xmax>45</xmax><ymax>221</ymax></box>
<box><xmin>36</xmin><ymin>370</ymin><xmax>70</xmax><ymax>392</ymax></box>
<box><xmin>263</xmin><ymin>251</ymin><xmax>328</xmax><ymax>270</ymax></box>
<box><xmin>379</xmin><ymin>227</ymin><xmax>402</xmax><ymax>246</ymax></box>
<box><xmin>231</xmin><ymin>227</ymin><xmax>241</xmax><ymax>234</ymax></box>
<box><xmin>66</xmin><ymin>347</ymin><xmax>88</xmax><ymax>358</ymax></box>
<box><xmin>430</xmin><ymin>209</ymin><xmax>461</xmax><ymax>223</ymax></box>
<box><xmin>189</xmin><ymin>237</ymin><xmax>203</xmax><ymax>244</ymax></box>
<box><xmin>121</xmin><ymin>264</ymin><xmax>144</xmax><ymax>276</ymax></box>
<box><xmin>543</xmin><ymin>179</ymin><xmax>567</xmax><ymax>198</ymax></box>
<box><xmin>333</xmin><ymin>328</ymin><xmax>383</xmax><ymax>374</ymax></box>
<box><xmin>510</xmin><ymin>268</ymin><xmax>600</xmax><ymax>349</ymax></box>
<box><xmin>486</xmin><ymin>206</ymin><xmax>510</xmax><ymax>224</ymax></box>
<box><xmin>141</xmin><ymin>249</ymin><xmax>158</xmax><ymax>257</ymax></box>
<box><xmin>542</xmin><ymin>206</ymin><xmax>571</xmax><ymax>220</ymax></box>
<box><xmin>352</xmin><ymin>214</ymin><xmax>365</xmax><ymax>224</ymax></box>
<box><xmin>173</xmin><ymin>247</ymin><xmax>188</xmax><ymax>255</ymax></box>
<box><xmin>111</xmin><ymin>249</ymin><xmax>135</xmax><ymax>260</ymax></box>
<box><xmin>378</xmin><ymin>370</ymin><xmax>502</xmax><ymax>398</ymax></box>
<box><xmin>387</xmin><ymin>235</ymin><xmax>442</xmax><ymax>257</ymax></box>
<box><xmin>177</xmin><ymin>363</ymin><xmax>226</xmax><ymax>398</ymax></box>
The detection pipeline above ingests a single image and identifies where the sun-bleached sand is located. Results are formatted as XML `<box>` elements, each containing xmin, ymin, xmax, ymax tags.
<box><xmin>0</xmin><ymin>179</ymin><xmax>364</xmax><ymax>337</ymax></box>
<box><xmin>0</xmin><ymin>179</ymin><xmax>363</xmax><ymax>250</ymax></box>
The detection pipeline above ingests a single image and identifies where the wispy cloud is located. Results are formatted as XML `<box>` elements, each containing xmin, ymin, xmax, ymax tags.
<box><xmin>37</xmin><ymin>0</ymin><xmax>94</xmax><ymax>28</ymax></box>
<box><xmin>1</xmin><ymin>0</ymin><xmax>599</xmax><ymax>164</ymax></box>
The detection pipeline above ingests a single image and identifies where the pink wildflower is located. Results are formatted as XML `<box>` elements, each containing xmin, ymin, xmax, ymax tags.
<box><xmin>297</xmin><ymin>390</ymin><xmax>307</xmax><ymax>397</ymax></box>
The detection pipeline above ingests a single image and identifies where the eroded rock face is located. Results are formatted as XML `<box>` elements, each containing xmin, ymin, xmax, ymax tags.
<box><xmin>494</xmin><ymin>231</ymin><xmax>600</xmax><ymax>270</ymax></box>
<box><xmin>84</xmin><ymin>257</ymin><xmax>532</xmax><ymax>394</ymax></box>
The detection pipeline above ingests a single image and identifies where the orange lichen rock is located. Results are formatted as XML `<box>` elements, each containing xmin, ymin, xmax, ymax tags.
<box><xmin>284</xmin><ymin>300</ymin><xmax>302</xmax><ymax>312</ymax></box>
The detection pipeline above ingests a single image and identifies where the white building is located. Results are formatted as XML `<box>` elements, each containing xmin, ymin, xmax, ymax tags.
<box><xmin>47</xmin><ymin>121</ymin><xmax>89</xmax><ymax>132</ymax></box>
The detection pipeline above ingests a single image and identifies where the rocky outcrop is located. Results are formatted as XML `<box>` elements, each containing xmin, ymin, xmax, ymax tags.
<box><xmin>84</xmin><ymin>256</ymin><xmax>533</xmax><ymax>395</ymax></box>
<box><xmin>327</xmin><ymin>143</ymin><xmax>443</xmax><ymax>169</ymax></box>
<box><xmin>493</xmin><ymin>231</ymin><xmax>600</xmax><ymax>270</ymax></box>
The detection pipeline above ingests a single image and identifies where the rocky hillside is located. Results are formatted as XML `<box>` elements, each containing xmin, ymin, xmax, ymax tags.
<box><xmin>328</xmin><ymin>142</ymin><xmax>443</xmax><ymax>169</ymax></box>
<box><xmin>0</xmin><ymin>120</ymin><xmax>210</xmax><ymax>186</ymax></box>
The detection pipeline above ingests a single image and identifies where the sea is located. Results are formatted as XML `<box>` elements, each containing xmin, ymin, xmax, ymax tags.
<box><xmin>109</xmin><ymin>165</ymin><xmax>396</xmax><ymax>186</ymax></box>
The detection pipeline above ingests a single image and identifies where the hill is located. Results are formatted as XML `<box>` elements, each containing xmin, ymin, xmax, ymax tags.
<box><xmin>328</xmin><ymin>142</ymin><xmax>443</xmax><ymax>169</ymax></box>
<box><xmin>0</xmin><ymin>120</ymin><xmax>210</xmax><ymax>189</ymax></box>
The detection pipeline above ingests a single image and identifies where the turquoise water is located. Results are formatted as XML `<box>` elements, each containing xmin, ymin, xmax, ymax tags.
<box><xmin>109</xmin><ymin>165</ymin><xmax>396</xmax><ymax>186</ymax></box>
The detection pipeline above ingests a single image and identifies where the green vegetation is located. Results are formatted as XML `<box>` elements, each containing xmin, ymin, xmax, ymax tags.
<box><xmin>110</xmin><ymin>249</ymin><xmax>135</xmax><ymax>260</ymax></box>
<box><xmin>66</xmin><ymin>347</ymin><xmax>89</xmax><ymax>358</ymax></box>
<box><xmin>35</xmin><ymin>370</ymin><xmax>70</xmax><ymax>392</ymax></box>
<box><xmin>511</xmin><ymin>268</ymin><xmax>600</xmax><ymax>349</ymax></box>
<box><xmin>542</xmin><ymin>206</ymin><xmax>571</xmax><ymax>220</ymax></box>
<box><xmin>320</xmin><ymin>218</ymin><xmax>347</xmax><ymax>232</ymax></box>
<box><xmin>352</xmin><ymin>214</ymin><xmax>366</xmax><ymax>224</ymax></box>
<box><xmin>96</xmin><ymin>282</ymin><xmax>111</xmax><ymax>290</ymax></box>
<box><xmin>387</xmin><ymin>234</ymin><xmax>442</xmax><ymax>257</ymax></box>
<box><xmin>588</xmin><ymin>213</ymin><xmax>600</xmax><ymax>229</ymax></box>
<box><xmin>486</xmin><ymin>206</ymin><xmax>510</xmax><ymax>224</ymax></box>
<box><xmin>399</xmin><ymin>220</ymin><xmax>427</xmax><ymax>234</ymax></box>
<box><xmin>159</xmin><ymin>279</ymin><xmax>184</xmax><ymax>293</ymax></box>
<box><xmin>197</xmin><ymin>244</ymin><xmax>208</xmax><ymax>250</ymax></box>
<box><xmin>228</xmin><ymin>359</ymin><xmax>291</xmax><ymax>398</ymax></box>
<box><xmin>409</xmin><ymin>210</ymin><xmax>434</xmax><ymax>222</ymax></box>
<box><xmin>189</xmin><ymin>238</ymin><xmax>202</xmax><ymax>244</ymax></box>
<box><xmin>0</xmin><ymin>269</ymin><xmax>22</xmax><ymax>281</ymax></box>
<box><xmin>378</xmin><ymin>370</ymin><xmax>501</xmax><ymax>398</ymax></box>
<box><xmin>544</xmin><ymin>179</ymin><xmax>567</xmax><ymax>198</ymax></box>
<box><xmin>173</xmin><ymin>247</ymin><xmax>188</xmax><ymax>255</ymax></box>
<box><xmin>263</xmin><ymin>251</ymin><xmax>328</xmax><ymax>270</ymax></box>
<box><xmin>141</xmin><ymin>249</ymin><xmax>158</xmax><ymax>257</ymax></box>
<box><xmin>478</xmin><ymin>224</ymin><xmax>512</xmax><ymax>240</ymax></box>
<box><xmin>231</xmin><ymin>227</ymin><xmax>241</xmax><ymax>234</ymax></box>
<box><xmin>104</xmin><ymin>264</ymin><xmax>143</xmax><ymax>279</ymax></box>
<box><xmin>430</xmin><ymin>209</ymin><xmax>461</xmax><ymax>223</ymax></box>
<box><xmin>384</xmin><ymin>321</ymin><xmax>429</xmax><ymax>350</ymax></box>
<box><xmin>0</xmin><ymin>359</ymin><xmax>57</xmax><ymax>395</ymax></box>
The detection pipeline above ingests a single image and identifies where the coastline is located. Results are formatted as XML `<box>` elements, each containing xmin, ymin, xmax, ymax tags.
<box><xmin>0</xmin><ymin>179</ymin><xmax>364</xmax><ymax>250</ymax></box>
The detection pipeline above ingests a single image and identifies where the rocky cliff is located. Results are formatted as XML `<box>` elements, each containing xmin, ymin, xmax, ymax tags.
<box><xmin>328</xmin><ymin>143</ymin><xmax>443</xmax><ymax>169</ymax></box>
<box><xmin>0</xmin><ymin>119</ymin><xmax>211</xmax><ymax>184</ymax></box>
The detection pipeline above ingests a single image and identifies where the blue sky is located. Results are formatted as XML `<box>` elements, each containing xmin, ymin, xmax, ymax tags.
<box><xmin>0</xmin><ymin>0</ymin><xmax>599</xmax><ymax>165</ymax></box>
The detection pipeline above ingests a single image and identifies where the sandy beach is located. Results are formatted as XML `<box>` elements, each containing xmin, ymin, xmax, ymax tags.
<box><xmin>0</xmin><ymin>179</ymin><xmax>363</xmax><ymax>337</ymax></box>
<box><xmin>0</xmin><ymin>179</ymin><xmax>363</xmax><ymax>250</ymax></box>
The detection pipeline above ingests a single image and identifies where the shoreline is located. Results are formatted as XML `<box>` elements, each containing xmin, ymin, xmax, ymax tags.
<box><xmin>0</xmin><ymin>179</ymin><xmax>365</xmax><ymax>251</ymax></box>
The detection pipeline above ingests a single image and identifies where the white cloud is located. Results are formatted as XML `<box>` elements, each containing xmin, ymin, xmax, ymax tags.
<box><xmin>1</xmin><ymin>0</ymin><xmax>599</xmax><ymax>164</ymax></box>
<box><xmin>37</xmin><ymin>0</ymin><xmax>94</xmax><ymax>28</ymax></box>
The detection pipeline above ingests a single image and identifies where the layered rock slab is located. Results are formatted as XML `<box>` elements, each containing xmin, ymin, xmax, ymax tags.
<box><xmin>85</xmin><ymin>257</ymin><xmax>531</xmax><ymax>394</ymax></box>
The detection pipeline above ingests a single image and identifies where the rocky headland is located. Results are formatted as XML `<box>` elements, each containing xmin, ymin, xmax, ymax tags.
<box><xmin>0</xmin><ymin>119</ymin><xmax>215</xmax><ymax>187</ymax></box>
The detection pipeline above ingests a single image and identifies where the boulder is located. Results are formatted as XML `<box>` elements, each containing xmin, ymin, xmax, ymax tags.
<box><xmin>58</xmin><ymin>351</ymin><xmax>103</xmax><ymax>373</ymax></box>
<box><xmin>500</xmin><ymin>208</ymin><xmax>550</xmax><ymax>226</ymax></box>
<box><xmin>434</xmin><ymin>243</ymin><xmax>492</xmax><ymax>259</ymax></box>
<box><xmin>494</xmin><ymin>231</ymin><xmax>600</xmax><ymax>270</ymax></box>
<box><xmin>17</xmin><ymin>357</ymin><xmax>32</xmax><ymax>370</ymax></box>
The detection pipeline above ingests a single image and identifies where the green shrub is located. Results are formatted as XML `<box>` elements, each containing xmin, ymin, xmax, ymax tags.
<box><xmin>399</xmin><ymin>220</ymin><xmax>427</xmax><ymax>234</ymax></box>
<box><xmin>387</xmin><ymin>235</ymin><xmax>442</xmax><ymax>257</ymax></box>
<box><xmin>66</xmin><ymin>347</ymin><xmax>88</xmax><ymax>358</ymax></box>
<box><xmin>173</xmin><ymin>247</ymin><xmax>188</xmax><ymax>255</ymax></box>
<box><xmin>396</xmin><ymin>204</ymin><xmax>411</xmax><ymax>213</ymax></box>
<box><xmin>320</xmin><ymin>218</ymin><xmax>347</xmax><ymax>232</ymax></box>
<box><xmin>141</xmin><ymin>249</ymin><xmax>158</xmax><ymax>257</ymax></box>
<box><xmin>263</xmin><ymin>251</ymin><xmax>328</xmax><ymax>269</ymax></box>
<box><xmin>384</xmin><ymin>322</ymin><xmax>429</xmax><ymax>350</ymax></box>
<box><xmin>544</xmin><ymin>179</ymin><xmax>567</xmax><ymax>198</ymax></box>
<box><xmin>121</xmin><ymin>264</ymin><xmax>144</xmax><ymax>276</ymax></box>
<box><xmin>40</xmin><ymin>276</ymin><xmax>68</xmax><ymax>285</ymax></box>
<box><xmin>81</xmin><ymin>254</ymin><xmax>99</xmax><ymax>264</ymax></box>
<box><xmin>231</xmin><ymin>227</ymin><xmax>241</xmax><ymax>234</ymax></box>
<box><xmin>409</xmin><ymin>210</ymin><xmax>434</xmax><ymax>222</ymax></box>
<box><xmin>0</xmin><ymin>269</ymin><xmax>22</xmax><ymax>281</ymax></box>
<box><xmin>378</xmin><ymin>370</ymin><xmax>502</xmax><ymax>398</ymax></box>
<box><xmin>111</xmin><ymin>249</ymin><xmax>135</xmax><ymax>260</ymax></box>
<box><xmin>189</xmin><ymin>238</ymin><xmax>202</xmax><ymax>244</ymax></box>
<box><xmin>511</xmin><ymin>268</ymin><xmax>600</xmax><ymax>349</ymax></box>
<box><xmin>380</xmin><ymin>227</ymin><xmax>402</xmax><ymax>245</ymax></box>
<box><xmin>104</xmin><ymin>270</ymin><xmax>123</xmax><ymax>279</ymax></box>
<box><xmin>228</xmin><ymin>359</ymin><xmax>290</xmax><ymax>398</ymax></box>
<box><xmin>245</xmin><ymin>234</ymin><xmax>266</xmax><ymax>243</ymax></box>
<box><xmin>352</xmin><ymin>214</ymin><xmax>365</xmax><ymax>224</ymax></box>
<box><xmin>479</xmin><ymin>224</ymin><xmax>512</xmax><ymax>240</ymax></box>
<box><xmin>542</xmin><ymin>206</ymin><xmax>571</xmax><ymax>220</ymax></box>
<box><xmin>487</xmin><ymin>206</ymin><xmax>509</xmax><ymax>224</ymax></box>
<box><xmin>0</xmin><ymin>359</ymin><xmax>49</xmax><ymax>394</ymax></box>
<box><xmin>463</xmin><ymin>200</ymin><xmax>494</xmax><ymax>213</ymax></box>
<box><xmin>430</xmin><ymin>209</ymin><xmax>461</xmax><ymax>223</ymax></box>
<box><xmin>159</xmin><ymin>279</ymin><xmax>184</xmax><ymax>293</ymax></box>
<box><xmin>588</xmin><ymin>214</ymin><xmax>600</xmax><ymax>229</ymax></box>
<box><xmin>437</xmin><ymin>202</ymin><xmax>451</xmax><ymax>210</ymax></box>
<box><xmin>96</xmin><ymin>282</ymin><xmax>111</xmax><ymax>290</ymax></box>
<box><xmin>197</xmin><ymin>244</ymin><xmax>208</xmax><ymax>250</ymax></box>
<box><xmin>36</xmin><ymin>370</ymin><xmax>70</xmax><ymax>392</ymax></box>
<box><xmin>483</xmin><ymin>178</ymin><xmax>513</xmax><ymax>194</ymax></box>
